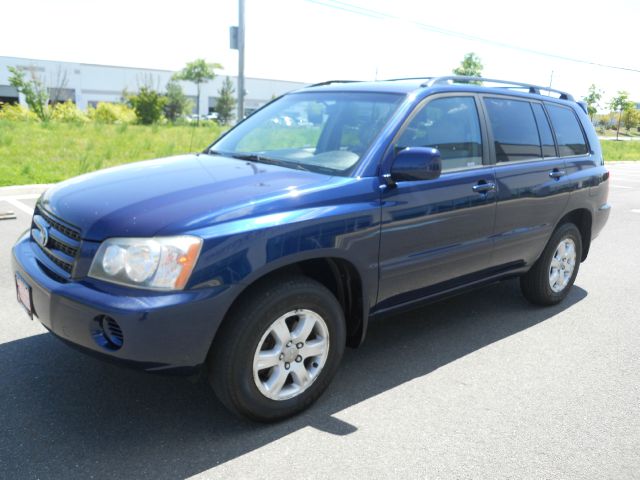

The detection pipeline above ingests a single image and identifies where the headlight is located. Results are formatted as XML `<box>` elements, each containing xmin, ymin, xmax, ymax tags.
<box><xmin>89</xmin><ymin>236</ymin><xmax>202</xmax><ymax>290</ymax></box>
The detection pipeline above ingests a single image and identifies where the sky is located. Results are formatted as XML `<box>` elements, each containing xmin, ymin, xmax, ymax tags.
<box><xmin>1</xmin><ymin>0</ymin><xmax>638</xmax><ymax>109</ymax></box>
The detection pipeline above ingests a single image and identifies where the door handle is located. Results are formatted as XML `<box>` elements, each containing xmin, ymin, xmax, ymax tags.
<box><xmin>549</xmin><ymin>169</ymin><xmax>566</xmax><ymax>179</ymax></box>
<box><xmin>472</xmin><ymin>181</ymin><xmax>496</xmax><ymax>193</ymax></box>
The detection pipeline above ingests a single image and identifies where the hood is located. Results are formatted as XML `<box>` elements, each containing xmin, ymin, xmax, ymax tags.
<box><xmin>40</xmin><ymin>154</ymin><xmax>334</xmax><ymax>241</ymax></box>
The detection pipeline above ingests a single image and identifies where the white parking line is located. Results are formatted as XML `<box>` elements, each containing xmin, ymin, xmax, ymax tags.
<box><xmin>632</xmin><ymin>209</ymin><xmax>640</xmax><ymax>214</ymax></box>
<box><xmin>0</xmin><ymin>194</ymin><xmax>41</xmax><ymax>201</ymax></box>
<box><xmin>4</xmin><ymin>198</ymin><xmax>34</xmax><ymax>216</ymax></box>
<box><xmin>611</xmin><ymin>185</ymin><xmax>633</xmax><ymax>189</ymax></box>
<box><xmin>611</xmin><ymin>178</ymin><xmax>640</xmax><ymax>183</ymax></box>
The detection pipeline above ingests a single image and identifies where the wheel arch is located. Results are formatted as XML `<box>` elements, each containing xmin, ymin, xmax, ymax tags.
<box><xmin>212</xmin><ymin>255</ymin><xmax>369</xmax><ymax>354</ymax></box>
<box><xmin>556</xmin><ymin>208</ymin><xmax>592</xmax><ymax>261</ymax></box>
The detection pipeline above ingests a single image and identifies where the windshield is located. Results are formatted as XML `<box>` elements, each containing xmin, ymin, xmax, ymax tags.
<box><xmin>209</xmin><ymin>91</ymin><xmax>404</xmax><ymax>175</ymax></box>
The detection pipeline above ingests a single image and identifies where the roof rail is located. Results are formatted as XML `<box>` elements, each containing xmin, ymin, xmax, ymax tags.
<box><xmin>422</xmin><ymin>76</ymin><xmax>574</xmax><ymax>101</ymax></box>
<box><xmin>380</xmin><ymin>76</ymin><xmax>433</xmax><ymax>82</ymax></box>
<box><xmin>306</xmin><ymin>80</ymin><xmax>361</xmax><ymax>88</ymax></box>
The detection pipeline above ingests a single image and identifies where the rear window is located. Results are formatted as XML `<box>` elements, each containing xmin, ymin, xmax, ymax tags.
<box><xmin>545</xmin><ymin>104</ymin><xmax>589</xmax><ymax>157</ymax></box>
<box><xmin>484</xmin><ymin>98</ymin><xmax>541</xmax><ymax>163</ymax></box>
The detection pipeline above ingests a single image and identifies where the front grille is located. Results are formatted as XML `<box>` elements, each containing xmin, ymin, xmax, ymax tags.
<box><xmin>32</xmin><ymin>207</ymin><xmax>82</xmax><ymax>276</ymax></box>
<box><xmin>40</xmin><ymin>211</ymin><xmax>81</xmax><ymax>242</ymax></box>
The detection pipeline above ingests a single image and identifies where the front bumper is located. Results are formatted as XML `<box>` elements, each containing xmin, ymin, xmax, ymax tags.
<box><xmin>11</xmin><ymin>232</ymin><xmax>235</xmax><ymax>374</ymax></box>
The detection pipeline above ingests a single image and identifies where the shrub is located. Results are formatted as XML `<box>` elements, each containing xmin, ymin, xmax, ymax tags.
<box><xmin>164</xmin><ymin>81</ymin><xmax>192</xmax><ymax>122</ymax></box>
<box><xmin>0</xmin><ymin>103</ymin><xmax>38</xmax><ymax>121</ymax></box>
<box><xmin>127</xmin><ymin>87</ymin><xmax>167</xmax><ymax>125</ymax></box>
<box><xmin>87</xmin><ymin>102</ymin><xmax>136</xmax><ymax>124</ymax></box>
<box><xmin>51</xmin><ymin>101</ymin><xmax>88</xmax><ymax>123</ymax></box>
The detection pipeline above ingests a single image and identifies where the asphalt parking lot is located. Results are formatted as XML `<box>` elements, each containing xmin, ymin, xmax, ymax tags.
<box><xmin>0</xmin><ymin>164</ymin><xmax>638</xmax><ymax>479</ymax></box>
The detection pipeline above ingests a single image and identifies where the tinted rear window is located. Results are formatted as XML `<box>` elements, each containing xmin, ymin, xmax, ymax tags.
<box><xmin>545</xmin><ymin>104</ymin><xmax>588</xmax><ymax>157</ymax></box>
<box><xmin>484</xmin><ymin>98</ymin><xmax>541</xmax><ymax>163</ymax></box>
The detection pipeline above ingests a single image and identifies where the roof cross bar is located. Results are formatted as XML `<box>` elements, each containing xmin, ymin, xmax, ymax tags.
<box><xmin>421</xmin><ymin>76</ymin><xmax>573</xmax><ymax>101</ymax></box>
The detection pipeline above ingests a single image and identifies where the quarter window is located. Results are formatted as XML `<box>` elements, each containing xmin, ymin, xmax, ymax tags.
<box><xmin>484</xmin><ymin>98</ymin><xmax>541</xmax><ymax>163</ymax></box>
<box><xmin>396</xmin><ymin>96</ymin><xmax>483</xmax><ymax>171</ymax></box>
<box><xmin>545</xmin><ymin>104</ymin><xmax>589</xmax><ymax>157</ymax></box>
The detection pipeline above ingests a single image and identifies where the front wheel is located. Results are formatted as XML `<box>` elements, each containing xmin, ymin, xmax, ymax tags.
<box><xmin>520</xmin><ymin>223</ymin><xmax>582</xmax><ymax>306</ymax></box>
<box><xmin>209</xmin><ymin>275</ymin><xmax>346</xmax><ymax>422</ymax></box>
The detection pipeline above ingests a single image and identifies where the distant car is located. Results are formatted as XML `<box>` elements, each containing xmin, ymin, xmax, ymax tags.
<box><xmin>206</xmin><ymin>112</ymin><xmax>218</xmax><ymax>121</ymax></box>
<box><xmin>185</xmin><ymin>113</ymin><xmax>209</xmax><ymax>122</ymax></box>
<box><xmin>12</xmin><ymin>76</ymin><xmax>610</xmax><ymax>422</ymax></box>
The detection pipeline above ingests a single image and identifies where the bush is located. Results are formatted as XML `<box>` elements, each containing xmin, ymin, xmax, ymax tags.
<box><xmin>128</xmin><ymin>87</ymin><xmax>167</xmax><ymax>125</ymax></box>
<box><xmin>51</xmin><ymin>101</ymin><xmax>88</xmax><ymax>123</ymax></box>
<box><xmin>87</xmin><ymin>102</ymin><xmax>136</xmax><ymax>124</ymax></box>
<box><xmin>164</xmin><ymin>81</ymin><xmax>192</xmax><ymax>122</ymax></box>
<box><xmin>0</xmin><ymin>103</ymin><xmax>38</xmax><ymax>121</ymax></box>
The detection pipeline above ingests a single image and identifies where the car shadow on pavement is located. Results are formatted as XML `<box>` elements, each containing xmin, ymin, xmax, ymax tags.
<box><xmin>0</xmin><ymin>279</ymin><xmax>587</xmax><ymax>479</ymax></box>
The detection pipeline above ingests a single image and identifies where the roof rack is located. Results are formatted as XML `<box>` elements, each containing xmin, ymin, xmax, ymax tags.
<box><xmin>421</xmin><ymin>76</ymin><xmax>574</xmax><ymax>101</ymax></box>
<box><xmin>380</xmin><ymin>76</ymin><xmax>432</xmax><ymax>82</ymax></box>
<box><xmin>306</xmin><ymin>80</ymin><xmax>361</xmax><ymax>88</ymax></box>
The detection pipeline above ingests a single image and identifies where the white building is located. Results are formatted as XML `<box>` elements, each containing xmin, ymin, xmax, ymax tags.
<box><xmin>0</xmin><ymin>56</ymin><xmax>307</xmax><ymax>116</ymax></box>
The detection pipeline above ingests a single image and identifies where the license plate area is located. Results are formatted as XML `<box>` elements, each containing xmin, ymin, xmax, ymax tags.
<box><xmin>15</xmin><ymin>273</ymin><xmax>33</xmax><ymax>319</ymax></box>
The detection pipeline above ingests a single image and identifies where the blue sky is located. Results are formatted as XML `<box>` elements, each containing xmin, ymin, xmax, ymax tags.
<box><xmin>1</xmin><ymin>0</ymin><xmax>638</xmax><ymax>107</ymax></box>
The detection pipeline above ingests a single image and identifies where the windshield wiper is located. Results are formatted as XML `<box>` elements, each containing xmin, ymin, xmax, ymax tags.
<box><xmin>206</xmin><ymin>150</ymin><xmax>325</xmax><ymax>174</ymax></box>
<box><xmin>228</xmin><ymin>153</ymin><xmax>307</xmax><ymax>170</ymax></box>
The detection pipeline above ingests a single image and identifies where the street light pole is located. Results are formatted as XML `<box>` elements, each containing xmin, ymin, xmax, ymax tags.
<box><xmin>237</xmin><ymin>0</ymin><xmax>245</xmax><ymax>122</ymax></box>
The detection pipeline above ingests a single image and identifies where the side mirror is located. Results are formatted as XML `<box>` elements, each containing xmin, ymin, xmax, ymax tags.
<box><xmin>390</xmin><ymin>147</ymin><xmax>442</xmax><ymax>182</ymax></box>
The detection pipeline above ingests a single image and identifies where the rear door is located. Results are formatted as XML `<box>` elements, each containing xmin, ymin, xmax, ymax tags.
<box><xmin>483</xmin><ymin>96</ymin><xmax>571</xmax><ymax>268</ymax></box>
<box><xmin>377</xmin><ymin>94</ymin><xmax>497</xmax><ymax>310</ymax></box>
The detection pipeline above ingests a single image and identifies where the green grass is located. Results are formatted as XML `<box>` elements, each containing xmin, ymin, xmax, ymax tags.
<box><xmin>0</xmin><ymin>120</ymin><xmax>226</xmax><ymax>186</ymax></box>
<box><xmin>601</xmin><ymin>140</ymin><xmax>640</xmax><ymax>161</ymax></box>
<box><xmin>1</xmin><ymin>121</ymin><xmax>639</xmax><ymax>186</ymax></box>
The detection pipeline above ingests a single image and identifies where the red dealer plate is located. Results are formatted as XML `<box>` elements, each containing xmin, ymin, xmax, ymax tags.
<box><xmin>15</xmin><ymin>273</ymin><xmax>33</xmax><ymax>319</ymax></box>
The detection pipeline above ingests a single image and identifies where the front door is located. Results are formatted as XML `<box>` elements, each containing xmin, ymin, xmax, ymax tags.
<box><xmin>377</xmin><ymin>95</ymin><xmax>497</xmax><ymax>311</ymax></box>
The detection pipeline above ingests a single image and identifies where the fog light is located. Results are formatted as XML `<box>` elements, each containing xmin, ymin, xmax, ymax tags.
<box><xmin>91</xmin><ymin>315</ymin><xmax>124</xmax><ymax>351</ymax></box>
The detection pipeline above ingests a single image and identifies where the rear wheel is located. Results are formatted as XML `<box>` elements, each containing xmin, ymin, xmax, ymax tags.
<box><xmin>209</xmin><ymin>275</ymin><xmax>346</xmax><ymax>421</ymax></box>
<box><xmin>520</xmin><ymin>223</ymin><xmax>582</xmax><ymax>306</ymax></box>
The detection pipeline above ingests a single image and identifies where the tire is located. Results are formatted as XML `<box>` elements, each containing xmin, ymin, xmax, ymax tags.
<box><xmin>208</xmin><ymin>275</ymin><xmax>346</xmax><ymax>422</ymax></box>
<box><xmin>520</xmin><ymin>223</ymin><xmax>582</xmax><ymax>306</ymax></box>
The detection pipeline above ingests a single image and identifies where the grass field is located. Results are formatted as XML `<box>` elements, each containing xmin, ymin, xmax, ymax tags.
<box><xmin>601</xmin><ymin>139</ymin><xmax>640</xmax><ymax>161</ymax></box>
<box><xmin>0</xmin><ymin>120</ymin><xmax>639</xmax><ymax>186</ymax></box>
<box><xmin>0</xmin><ymin>120</ymin><xmax>225</xmax><ymax>186</ymax></box>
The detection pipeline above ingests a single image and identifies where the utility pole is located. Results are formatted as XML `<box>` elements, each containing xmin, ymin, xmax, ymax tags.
<box><xmin>237</xmin><ymin>0</ymin><xmax>245</xmax><ymax>122</ymax></box>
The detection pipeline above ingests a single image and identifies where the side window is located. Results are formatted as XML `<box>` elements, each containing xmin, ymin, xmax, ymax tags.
<box><xmin>484</xmin><ymin>97</ymin><xmax>541</xmax><ymax>163</ymax></box>
<box><xmin>396</xmin><ymin>96</ymin><xmax>482</xmax><ymax>171</ymax></box>
<box><xmin>531</xmin><ymin>103</ymin><xmax>556</xmax><ymax>158</ymax></box>
<box><xmin>545</xmin><ymin>104</ymin><xmax>589</xmax><ymax>157</ymax></box>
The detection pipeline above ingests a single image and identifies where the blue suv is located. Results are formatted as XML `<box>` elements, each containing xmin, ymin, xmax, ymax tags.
<box><xmin>12</xmin><ymin>76</ymin><xmax>610</xmax><ymax>421</ymax></box>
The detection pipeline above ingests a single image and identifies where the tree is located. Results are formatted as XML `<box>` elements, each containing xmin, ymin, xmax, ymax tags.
<box><xmin>583</xmin><ymin>84</ymin><xmax>603</xmax><ymax>121</ymax></box>
<box><xmin>127</xmin><ymin>86</ymin><xmax>167</xmax><ymax>124</ymax></box>
<box><xmin>622</xmin><ymin>108</ymin><xmax>640</xmax><ymax>132</ymax></box>
<box><xmin>609</xmin><ymin>91</ymin><xmax>635</xmax><ymax>140</ymax></box>
<box><xmin>164</xmin><ymin>80</ymin><xmax>192</xmax><ymax>122</ymax></box>
<box><xmin>173</xmin><ymin>59</ymin><xmax>222</xmax><ymax>123</ymax></box>
<box><xmin>215</xmin><ymin>76</ymin><xmax>236</xmax><ymax>125</ymax></box>
<box><xmin>453</xmin><ymin>52</ymin><xmax>483</xmax><ymax>81</ymax></box>
<box><xmin>8</xmin><ymin>66</ymin><xmax>50</xmax><ymax>121</ymax></box>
